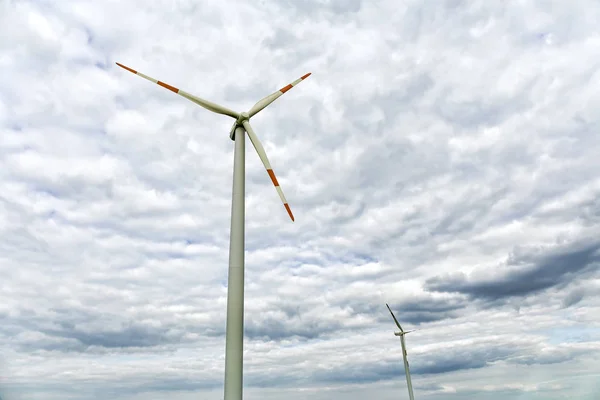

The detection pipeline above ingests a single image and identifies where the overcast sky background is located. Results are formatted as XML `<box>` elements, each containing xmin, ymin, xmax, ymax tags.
<box><xmin>1</xmin><ymin>0</ymin><xmax>600</xmax><ymax>399</ymax></box>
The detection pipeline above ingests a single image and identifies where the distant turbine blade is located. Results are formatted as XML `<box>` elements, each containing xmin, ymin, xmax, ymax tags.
<box><xmin>242</xmin><ymin>121</ymin><xmax>294</xmax><ymax>221</ymax></box>
<box><xmin>386</xmin><ymin>303</ymin><xmax>404</xmax><ymax>332</ymax></box>
<box><xmin>247</xmin><ymin>72</ymin><xmax>311</xmax><ymax>118</ymax></box>
<box><xmin>115</xmin><ymin>63</ymin><xmax>240</xmax><ymax>119</ymax></box>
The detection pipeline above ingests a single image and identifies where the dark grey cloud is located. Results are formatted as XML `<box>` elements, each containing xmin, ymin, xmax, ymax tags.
<box><xmin>562</xmin><ymin>287</ymin><xmax>586</xmax><ymax>308</ymax></box>
<box><xmin>412</xmin><ymin>357</ymin><xmax>486</xmax><ymax>375</ymax></box>
<box><xmin>412</xmin><ymin>342</ymin><xmax>518</xmax><ymax>375</ymax></box>
<box><xmin>245</xmin><ymin>372</ymin><xmax>307</xmax><ymax>389</ymax></box>
<box><xmin>243</xmin><ymin>355</ymin><xmax>488</xmax><ymax>389</ymax></box>
<box><xmin>244</xmin><ymin>317</ymin><xmax>341</xmax><ymax>341</ymax></box>
<box><xmin>391</xmin><ymin>298</ymin><xmax>466</xmax><ymax>325</ymax></box>
<box><xmin>1</xmin><ymin>305</ymin><xmax>225</xmax><ymax>354</ymax></box>
<box><xmin>238</xmin><ymin>283</ymin><xmax>468</xmax><ymax>343</ymax></box>
<box><xmin>8</xmin><ymin>315</ymin><xmax>179</xmax><ymax>352</ymax></box>
<box><xmin>312</xmin><ymin>361</ymin><xmax>399</xmax><ymax>384</ymax></box>
<box><xmin>425</xmin><ymin>239</ymin><xmax>600</xmax><ymax>301</ymax></box>
<box><xmin>102</xmin><ymin>378</ymin><xmax>221</xmax><ymax>395</ymax></box>
<box><xmin>40</xmin><ymin>322</ymin><xmax>173</xmax><ymax>350</ymax></box>
<box><xmin>512</xmin><ymin>348</ymin><xmax>578</xmax><ymax>366</ymax></box>
<box><xmin>373</xmin><ymin>297</ymin><xmax>467</xmax><ymax>326</ymax></box>
<box><xmin>259</xmin><ymin>338</ymin><xmax>525</xmax><ymax>388</ymax></box>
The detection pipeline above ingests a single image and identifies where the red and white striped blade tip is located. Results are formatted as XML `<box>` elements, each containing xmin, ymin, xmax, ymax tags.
<box><xmin>278</xmin><ymin>72</ymin><xmax>312</xmax><ymax>93</ymax></box>
<box><xmin>266</xmin><ymin>169</ymin><xmax>294</xmax><ymax>222</ymax></box>
<box><xmin>116</xmin><ymin>62</ymin><xmax>136</xmax><ymax>73</ymax></box>
<box><xmin>285</xmin><ymin>204</ymin><xmax>295</xmax><ymax>221</ymax></box>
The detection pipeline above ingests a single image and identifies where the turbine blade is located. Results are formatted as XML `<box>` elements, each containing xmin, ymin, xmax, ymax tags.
<box><xmin>242</xmin><ymin>121</ymin><xmax>294</xmax><ymax>221</ymax></box>
<box><xmin>247</xmin><ymin>72</ymin><xmax>311</xmax><ymax>118</ymax></box>
<box><xmin>386</xmin><ymin>303</ymin><xmax>404</xmax><ymax>332</ymax></box>
<box><xmin>115</xmin><ymin>63</ymin><xmax>239</xmax><ymax>119</ymax></box>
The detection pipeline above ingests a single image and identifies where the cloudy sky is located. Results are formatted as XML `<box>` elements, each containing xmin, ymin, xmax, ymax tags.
<box><xmin>1</xmin><ymin>0</ymin><xmax>600</xmax><ymax>399</ymax></box>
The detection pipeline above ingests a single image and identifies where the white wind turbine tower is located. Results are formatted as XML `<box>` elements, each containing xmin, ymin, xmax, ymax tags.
<box><xmin>386</xmin><ymin>303</ymin><xmax>416</xmax><ymax>400</ymax></box>
<box><xmin>116</xmin><ymin>62</ymin><xmax>311</xmax><ymax>400</ymax></box>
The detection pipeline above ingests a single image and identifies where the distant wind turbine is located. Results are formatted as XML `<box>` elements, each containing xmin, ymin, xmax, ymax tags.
<box><xmin>386</xmin><ymin>303</ymin><xmax>417</xmax><ymax>400</ymax></box>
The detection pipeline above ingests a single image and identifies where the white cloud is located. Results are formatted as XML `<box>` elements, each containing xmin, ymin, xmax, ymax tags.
<box><xmin>1</xmin><ymin>0</ymin><xmax>600</xmax><ymax>399</ymax></box>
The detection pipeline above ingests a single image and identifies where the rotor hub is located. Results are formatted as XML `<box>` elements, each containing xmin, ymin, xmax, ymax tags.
<box><xmin>236</xmin><ymin>112</ymin><xmax>249</xmax><ymax>125</ymax></box>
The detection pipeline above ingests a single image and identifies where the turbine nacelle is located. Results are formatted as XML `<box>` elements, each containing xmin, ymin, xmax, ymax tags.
<box><xmin>229</xmin><ymin>121</ymin><xmax>239</xmax><ymax>140</ymax></box>
<box><xmin>230</xmin><ymin>112</ymin><xmax>251</xmax><ymax>139</ymax></box>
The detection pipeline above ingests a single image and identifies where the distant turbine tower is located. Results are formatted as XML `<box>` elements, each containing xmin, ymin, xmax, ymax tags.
<box><xmin>116</xmin><ymin>62</ymin><xmax>311</xmax><ymax>400</ymax></box>
<box><xmin>386</xmin><ymin>303</ymin><xmax>416</xmax><ymax>400</ymax></box>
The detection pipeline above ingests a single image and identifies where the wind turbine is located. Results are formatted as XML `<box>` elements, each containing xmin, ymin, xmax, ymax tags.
<box><xmin>116</xmin><ymin>62</ymin><xmax>311</xmax><ymax>400</ymax></box>
<box><xmin>386</xmin><ymin>303</ymin><xmax>416</xmax><ymax>400</ymax></box>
